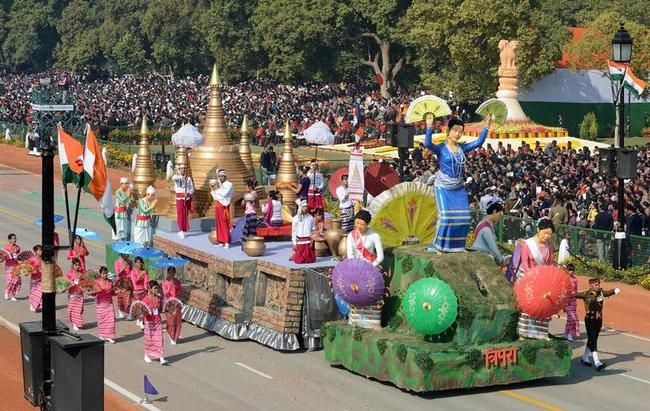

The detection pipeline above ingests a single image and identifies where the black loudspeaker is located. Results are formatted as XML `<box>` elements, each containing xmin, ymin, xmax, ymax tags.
<box><xmin>616</xmin><ymin>149</ymin><xmax>638</xmax><ymax>179</ymax></box>
<box><xmin>387</xmin><ymin>123</ymin><xmax>398</xmax><ymax>146</ymax></box>
<box><xmin>599</xmin><ymin>148</ymin><xmax>615</xmax><ymax>177</ymax></box>
<box><xmin>50</xmin><ymin>334</ymin><xmax>105</xmax><ymax>411</ymax></box>
<box><xmin>396</xmin><ymin>123</ymin><xmax>415</xmax><ymax>148</ymax></box>
<box><xmin>19</xmin><ymin>321</ymin><xmax>68</xmax><ymax>406</ymax></box>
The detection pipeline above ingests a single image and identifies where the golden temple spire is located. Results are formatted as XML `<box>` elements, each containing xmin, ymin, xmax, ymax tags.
<box><xmin>275</xmin><ymin>121</ymin><xmax>298</xmax><ymax>213</ymax></box>
<box><xmin>239</xmin><ymin>114</ymin><xmax>254</xmax><ymax>173</ymax></box>
<box><xmin>209</xmin><ymin>64</ymin><xmax>221</xmax><ymax>87</ymax></box>
<box><xmin>132</xmin><ymin>115</ymin><xmax>156</xmax><ymax>200</ymax></box>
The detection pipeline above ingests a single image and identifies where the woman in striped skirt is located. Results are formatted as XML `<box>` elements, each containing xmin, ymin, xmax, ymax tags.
<box><xmin>94</xmin><ymin>266</ymin><xmax>116</xmax><ymax>343</ymax></box>
<box><xmin>162</xmin><ymin>267</ymin><xmax>184</xmax><ymax>345</ymax></box>
<box><xmin>143</xmin><ymin>280</ymin><xmax>167</xmax><ymax>365</ymax></box>
<box><xmin>3</xmin><ymin>233</ymin><xmax>21</xmax><ymax>301</ymax></box>
<box><xmin>28</xmin><ymin>245</ymin><xmax>43</xmax><ymax>312</ymax></box>
<box><xmin>241</xmin><ymin>181</ymin><xmax>258</xmax><ymax>242</ymax></box>
<box><xmin>114</xmin><ymin>253</ymin><xmax>133</xmax><ymax>319</ymax></box>
<box><xmin>131</xmin><ymin>256</ymin><xmax>150</xmax><ymax>329</ymax></box>
<box><xmin>563</xmin><ymin>263</ymin><xmax>580</xmax><ymax>341</ymax></box>
<box><xmin>66</xmin><ymin>258</ymin><xmax>85</xmax><ymax>330</ymax></box>
<box><xmin>335</xmin><ymin>175</ymin><xmax>354</xmax><ymax>233</ymax></box>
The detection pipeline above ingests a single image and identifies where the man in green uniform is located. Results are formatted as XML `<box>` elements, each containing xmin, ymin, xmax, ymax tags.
<box><xmin>575</xmin><ymin>278</ymin><xmax>620</xmax><ymax>371</ymax></box>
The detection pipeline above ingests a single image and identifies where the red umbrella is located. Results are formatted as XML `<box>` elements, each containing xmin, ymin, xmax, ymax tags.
<box><xmin>364</xmin><ymin>162</ymin><xmax>400</xmax><ymax>197</ymax></box>
<box><xmin>329</xmin><ymin>166</ymin><xmax>349</xmax><ymax>200</ymax></box>
<box><xmin>514</xmin><ymin>265</ymin><xmax>572</xmax><ymax>318</ymax></box>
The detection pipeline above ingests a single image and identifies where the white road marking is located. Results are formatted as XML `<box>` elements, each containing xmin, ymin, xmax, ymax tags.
<box><xmin>619</xmin><ymin>374</ymin><xmax>650</xmax><ymax>385</ymax></box>
<box><xmin>235</xmin><ymin>362</ymin><xmax>274</xmax><ymax>380</ymax></box>
<box><xmin>0</xmin><ymin>315</ymin><xmax>160</xmax><ymax>410</ymax></box>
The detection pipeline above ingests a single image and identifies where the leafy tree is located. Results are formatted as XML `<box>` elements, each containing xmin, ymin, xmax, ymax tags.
<box><xmin>53</xmin><ymin>0</ymin><xmax>104</xmax><ymax>72</ymax></box>
<box><xmin>252</xmin><ymin>0</ymin><xmax>349</xmax><ymax>82</ymax></box>
<box><xmin>576</xmin><ymin>0</ymin><xmax>650</xmax><ymax>27</ymax></box>
<box><xmin>579</xmin><ymin>112</ymin><xmax>598</xmax><ymax>140</ymax></box>
<box><xmin>398</xmin><ymin>0</ymin><xmax>567</xmax><ymax>103</ymax></box>
<box><xmin>98</xmin><ymin>0</ymin><xmax>150</xmax><ymax>74</ymax></box>
<box><xmin>199</xmin><ymin>0</ymin><xmax>263</xmax><ymax>82</ymax></box>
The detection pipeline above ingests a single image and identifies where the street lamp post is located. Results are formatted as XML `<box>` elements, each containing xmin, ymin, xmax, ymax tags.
<box><xmin>612</xmin><ymin>22</ymin><xmax>633</xmax><ymax>269</ymax></box>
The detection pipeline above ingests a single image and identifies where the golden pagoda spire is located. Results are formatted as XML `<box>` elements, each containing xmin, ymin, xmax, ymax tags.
<box><xmin>275</xmin><ymin>121</ymin><xmax>298</xmax><ymax>213</ymax></box>
<box><xmin>190</xmin><ymin>64</ymin><xmax>255</xmax><ymax>217</ymax></box>
<box><xmin>239</xmin><ymin>115</ymin><xmax>254</xmax><ymax>173</ymax></box>
<box><xmin>132</xmin><ymin>115</ymin><xmax>156</xmax><ymax>200</ymax></box>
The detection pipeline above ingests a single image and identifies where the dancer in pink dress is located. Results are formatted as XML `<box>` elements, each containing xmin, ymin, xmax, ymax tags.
<box><xmin>114</xmin><ymin>254</ymin><xmax>133</xmax><ymax>319</ymax></box>
<box><xmin>94</xmin><ymin>266</ymin><xmax>116</xmax><ymax>343</ymax></box>
<box><xmin>142</xmin><ymin>281</ymin><xmax>167</xmax><ymax>365</ymax></box>
<box><xmin>66</xmin><ymin>235</ymin><xmax>89</xmax><ymax>272</ymax></box>
<box><xmin>130</xmin><ymin>256</ymin><xmax>150</xmax><ymax>329</ymax></box>
<box><xmin>66</xmin><ymin>258</ymin><xmax>85</xmax><ymax>330</ymax></box>
<box><xmin>162</xmin><ymin>267</ymin><xmax>184</xmax><ymax>345</ymax></box>
<box><xmin>28</xmin><ymin>245</ymin><xmax>43</xmax><ymax>312</ymax></box>
<box><xmin>3</xmin><ymin>233</ymin><xmax>21</xmax><ymax>301</ymax></box>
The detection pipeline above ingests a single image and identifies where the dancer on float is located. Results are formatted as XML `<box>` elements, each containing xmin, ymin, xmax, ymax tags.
<box><xmin>470</xmin><ymin>200</ymin><xmax>505</xmax><ymax>264</ymax></box>
<box><xmin>209</xmin><ymin>169</ymin><xmax>233</xmax><ymax>249</ymax></box>
<box><xmin>291</xmin><ymin>199</ymin><xmax>316</xmax><ymax>264</ymax></box>
<box><xmin>134</xmin><ymin>186</ymin><xmax>158</xmax><ymax>246</ymax></box>
<box><xmin>172</xmin><ymin>164</ymin><xmax>195</xmax><ymax>239</ymax></box>
<box><xmin>3</xmin><ymin>233</ymin><xmax>21</xmax><ymax>301</ymax></box>
<box><xmin>162</xmin><ymin>266</ymin><xmax>184</xmax><ymax>345</ymax></box>
<box><xmin>423</xmin><ymin>114</ymin><xmax>491</xmax><ymax>252</ymax></box>
<box><xmin>113</xmin><ymin>177</ymin><xmax>133</xmax><ymax>241</ymax></box>
<box><xmin>336</xmin><ymin>174</ymin><xmax>354</xmax><ymax>233</ymax></box>
<box><xmin>307</xmin><ymin>162</ymin><xmax>326</xmax><ymax>212</ymax></box>
<box><xmin>66</xmin><ymin>257</ymin><xmax>85</xmax><ymax>330</ymax></box>
<box><xmin>346</xmin><ymin>210</ymin><xmax>384</xmax><ymax>267</ymax></box>
<box><xmin>516</xmin><ymin>218</ymin><xmax>555</xmax><ymax>340</ymax></box>
<box><xmin>241</xmin><ymin>180</ymin><xmax>259</xmax><ymax>242</ymax></box>
<box><xmin>94</xmin><ymin>266</ymin><xmax>116</xmax><ymax>343</ymax></box>
<box><xmin>261</xmin><ymin>190</ymin><xmax>284</xmax><ymax>227</ymax></box>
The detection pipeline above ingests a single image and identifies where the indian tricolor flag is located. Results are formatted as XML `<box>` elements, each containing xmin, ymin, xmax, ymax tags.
<box><xmin>57</xmin><ymin>124</ymin><xmax>83</xmax><ymax>185</ymax></box>
<box><xmin>82</xmin><ymin>125</ymin><xmax>115</xmax><ymax>230</ymax></box>
<box><xmin>623</xmin><ymin>67</ymin><xmax>648</xmax><ymax>97</ymax></box>
<box><xmin>607</xmin><ymin>60</ymin><xmax>628</xmax><ymax>81</ymax></box>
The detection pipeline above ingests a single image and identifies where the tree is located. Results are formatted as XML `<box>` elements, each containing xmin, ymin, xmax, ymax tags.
<box><xmin>199</xmin><ymin>0</ymin><xmax>263</xmax><ymax>82</ymax></box>
<box><xmin>397</xmin><ymin>0</ymin><xmax>567</xmax><ymax>103</ymax></box>
<box><xmin>53</xmin><ymin>0</ymin><xmax>104</xmax><ymax>72</ymax></box>
<box><xmin>350</xmin><ymin>0</ymin><xmax>412</xmax><ymax>99</ymax></box>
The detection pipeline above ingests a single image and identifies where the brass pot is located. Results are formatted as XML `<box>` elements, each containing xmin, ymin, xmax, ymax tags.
<box><xmin>243</xmin><ymin>236</ymin><xmax>266</xmax><ymax>257</ymax></box>
<box><xmin>208</xmin><ymin>229</ymin><xmax>218</xmax><ymax>244</ymax></box>
<box><xmin>337</xmin><ymin>234</ymin><xmax>348</xmax><ymax>259</ymax></box>
<box><xmin>314</xmin><ymin>238</ymin><xmax>330</xmax><ymax>257</ymax></box>
<box><xmin>324</xmin><ymin>218</ymin><xmax>345</xmax><ymax>257</ymax></box>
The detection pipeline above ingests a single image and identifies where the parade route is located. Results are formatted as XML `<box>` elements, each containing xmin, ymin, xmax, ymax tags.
<box><xmin>2</xmin><ymin>142</ymin><xmax>650</xmax><ymax>410</ymax></box>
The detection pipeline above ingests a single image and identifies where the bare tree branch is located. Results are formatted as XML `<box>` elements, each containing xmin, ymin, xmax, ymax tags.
<box><xmin>391</xmin><ymin>56</ymin><xmax>406</xmax><ymax>78</ymax></box>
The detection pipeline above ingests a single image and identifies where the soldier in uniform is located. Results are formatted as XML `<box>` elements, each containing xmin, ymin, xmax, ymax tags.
<box><xmin>575</xmin><ymin>278</ymin><xmax>621</xmax><ymax>371</ymax></box>
<box><xmin>113</xmin><ymin>177</ymin><xmax>133</xmax><ymax>241</ymax></box>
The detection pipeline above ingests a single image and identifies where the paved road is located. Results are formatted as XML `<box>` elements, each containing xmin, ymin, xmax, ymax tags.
<box><xmin>1</xmin><ymin>163</ymin><xmax>649</xmax><ymax>411</ymax></box>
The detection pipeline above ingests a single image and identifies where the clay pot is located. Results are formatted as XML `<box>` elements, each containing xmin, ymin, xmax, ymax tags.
<box><xmin>208</xmin><ymin>229</ymin><xmax>218</xmax><ymax>244</ymax></box>
<box><xmin>337</xmin><ymin>234</ymin><xmax>348</xmax><ymax>259</ymax></box>
<box><xmin>242</xmin><ymin>236</ymin><xmax>266</xmax><ymax>257</ymax></box>
<box><xmin>314</xmin><ymin>238</ymin><xmax>330</xmax><ymax>257</ymax></box>
<box><xmin>324</xmin><ymin>218</ymin><xmax>345</xmax><ymax>256</ymax></box>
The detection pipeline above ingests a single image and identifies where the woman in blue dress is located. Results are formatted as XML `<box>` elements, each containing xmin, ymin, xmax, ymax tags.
<box><xmin>424</xmin><ymin>115</ymin><xmax>491</xmax><ymax>252</ymax></box>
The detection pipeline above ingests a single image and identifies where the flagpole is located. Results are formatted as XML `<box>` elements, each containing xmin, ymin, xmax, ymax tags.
<box><xmin>72</xmin><ymin>124</ymin><xmax>89</xmax><ymax>240</ymax></box>
<box><xmin>63</xmin><ymin>184</ymin><xmax>73</xmax><ymax>245</ymax></box>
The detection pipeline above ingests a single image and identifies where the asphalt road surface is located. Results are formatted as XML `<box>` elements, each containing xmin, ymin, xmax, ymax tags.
<box><xmin>1</xmin><ymin>163</ymin><xmax>649</xmax><ymax>411</ymax></box>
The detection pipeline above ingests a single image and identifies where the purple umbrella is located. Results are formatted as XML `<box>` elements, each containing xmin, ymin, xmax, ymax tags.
<box><xmin>331</xmin><ymin>259</ymin><xmax>384</xmax><ymax>306</ymax></box>
<box><xmin>230</xmin><ymin>217</ymin><xmax>246</xmax><ymax>244</ymax></box>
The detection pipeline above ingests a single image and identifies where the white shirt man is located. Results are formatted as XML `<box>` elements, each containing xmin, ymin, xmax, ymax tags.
<box><xmin>172</xmin><ymin>164</ymin><xmax>195</xmax><ymax>238</ymax></box>
<box><xmin>291</xmin><ymin>199</ymin><xmax>316</xmax><ymax>264</ymax></box>
<box><xmin>210</xmin><ymin>170</ymin><xmax>234</xmax><ymax>248</ymax></box>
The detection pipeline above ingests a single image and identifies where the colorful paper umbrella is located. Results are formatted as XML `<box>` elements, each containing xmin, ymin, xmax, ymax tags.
<box><xmin>514</xmin><ymin>265</ymin><xmax>572</xmax><ymax>318</ymax></box>
<box><xmin>74</xmin><ymin>228</ymin><xmax>102</xmax><ymax>241</ymax></box>
<box><xmin>35</xmin><ymin>214</ymin><xmax>65</xmax><ymax>226</ymax></box>
<box><xmin>132</xmin><ymin>247</ymin><xmax>165</xmax><ymax>259</ymax></box>
<box><xmin>403</xmin><ymin>277</ymin><xmax>458</xmax><ymax>335</ymax></box>
<box><xmin>150</xmin><ymin>257</ymin><xmax>189</xmax><ymax>269</ymax></box>
<box><xmin>334</xmin><ymin>293</ymin><xmax>350</xmax><ymax>316</ymax></box>
<box><xmin>331</xmin><ymin>258</ymin><xmax>384</xmax><ymax>306</ymax></box>
<box><xmin>111</xmin><ymin>241</ymin><xmax>138</xmax><ymax>255</ymax></box>
<box><xmin>364</xmin><ymin>162</ymin><xmax>400</xmax><ymax>197</ymax></box>
<box><xmin>328</xmin><ymin>166</ymin><xmax>349</xmax><ymax>200</ymax></box>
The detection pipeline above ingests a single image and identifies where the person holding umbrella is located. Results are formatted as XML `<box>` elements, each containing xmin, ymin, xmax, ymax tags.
<box><xmin>516</xmin><ymin>218</ymin><xmax>555</xmax><ymax>340</ymax></box>
<box><xmin>423</xmin><ymin>115</ymin><xmax>491</xmax><ymax>252</ymax></box>
<box><xmin>575</xmin><ymin>277</ymin><xmax>621</xmax><ymax>371</ymax></box>
<box><xmin>162</xmin><ymin>266</ymin><xmax>184</xmax><ymax>345</ymax></box>
<box><xmin>209</xmin><ymin>169</ymin><xmax>233</xmax><ymax>249</ymax></box>
<box><xmin>172</xmin><ymin>164</ymin><xmax>195</xmax><ymax>239</ymax></box>
<box><xmin>113</xmin><ymin>177</ymin><xmax>133</xmax><ymax>241</ymax></box>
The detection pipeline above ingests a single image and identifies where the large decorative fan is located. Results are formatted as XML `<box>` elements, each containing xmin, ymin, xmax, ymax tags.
<box><xmin>475</xmin><ymin>99</ymin><xmax>508</xmax><ymax>125</ymax></box>
<box><xmin>55</xmin><ymin>277</ymin><xmax>73</xmax><ymax>293</ymax></box>
<box><xmin>16</xmin><ymin>250</ymin><xmax>35</xmax><ymax>263</ymax></box>
<box><xmin>0</xmin><ymin>249</ymin><xmax>9</xmax><ymax>262</ymax></box>
<box><xmin>404</xmin><ymin>95</ymin><xmax>452</xmax><ymax>124</ymax></box>
<box><xmin>364</xmin><ymin>162</ymin><xmax>400</xmax><ymax>197</ymax></box>
<box><xmin>331</xmin><ymin>258</ymin><xmax>384</xmax><ymax>306</ymax></box>
<box><xmin>403</xmin><ymin>277</ymin><xmax>458</xmax><ymax>335</ymax></box>
<box><xmin>514</xmin><ymin>265</ymin><xmax>572</xmax><ymax>318</ymax></box>
<box><xmin>163</xmin><ymin>297</ymin><xmax>184</xmax><ymax>314</ymax></box>
<box><xmin>328</xmin><ymin>166</ymin><xmax>349</xmax><ymax>200</ymax></box>
<box><xmin>78</xmin><ymin>278</ymin><xmax>97</xmax><ymax>295</ymax></box>
<box><xmin>84</xmin><ymin>269</ymin><xmax>100</xmax><ymax>281</ymax></box>
<box><xmin>12</xmin><ymin>262</ymin><xmax>35</xmax><ymax>277</ymax></box>
<box><xmin>130</xmin><ymin>300</ymin><xmax>151</xmax><ymax>319</ymax></box>
<box><xmin>367</xmin><ymin>182</ymin><xmax>438</xmax><ymax>248</ymax></box>
<box><xmin>115</xmin><ymin>277</ymin><xmax>134</xmax><ymax>291</ymax></box>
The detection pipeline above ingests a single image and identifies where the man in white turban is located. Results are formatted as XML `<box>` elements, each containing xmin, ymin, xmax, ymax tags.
<box><xmin>171</xmin><ymin>164</ymin><xmax>195</xmax><ymax>239</ymax></box>
<box><xmin>112</xmin><ymin>177</ymin><xmax>132</xmax><ymax>241</ymax></box>
<box><xmin>133</xmin><ymin>186</ymin><xmax>158</xmax><ymax>246</ymax></box>
<box><xmin>291</xmin><ymin>199</ymin><xmax>315</xmax><ymax>264</ymax></box>
<box><xmin>209</xmin><ymin>170</ymin><xmax>233</xmax><ymax>248</ymax></box>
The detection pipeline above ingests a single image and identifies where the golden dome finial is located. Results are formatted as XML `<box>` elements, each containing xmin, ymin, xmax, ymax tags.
<box><xmin>140</xmin><ymin>115</ymin><xmax>149</xmax><ymax>135</ymax></box>
<box><xmin>241</xmin><ymin>114</ymin><xmax>249</xmax><ymax>133</ymax></box>
<box><xmin>283</xmin><ymin>121</ymin><xmax>291</xmax><ymax>141</ymax></box>
<box><xmin>209</xmin><ymin>64</ymin><xmax>221</xmax><ymax>86</ymax></box>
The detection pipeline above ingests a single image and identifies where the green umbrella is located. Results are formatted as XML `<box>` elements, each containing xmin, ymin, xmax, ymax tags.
<box><xmin>403</xmin><ymin>278</ymin><xmax>458</xmax><ymax>335</ymax></box>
